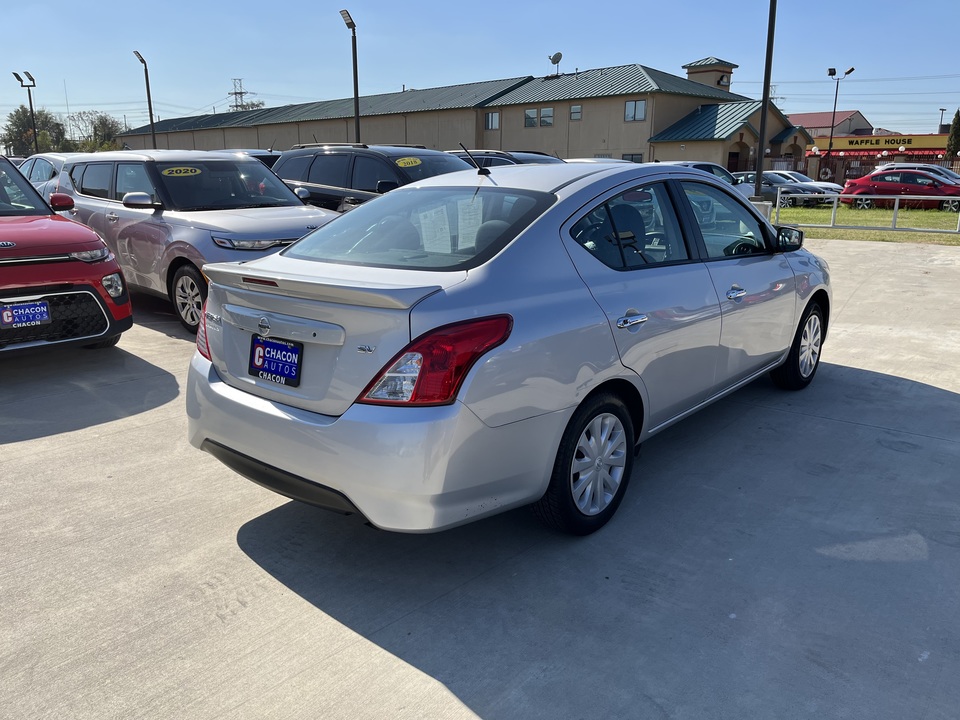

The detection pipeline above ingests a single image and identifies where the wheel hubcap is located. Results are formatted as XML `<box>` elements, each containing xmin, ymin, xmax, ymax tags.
<box><xmin>175</xmin><ymin>276</ymin><xmax>202</xmax><ymax>327</ymax></box>
<box><xmin>569</xmin><ymin>413</ymin><xmax>627</xmax><ymax>516</ymax></box>
<box><xmin>798</xmin><ymin>313</ymin><xmax>822</xmax><ymax>378</ymax></box>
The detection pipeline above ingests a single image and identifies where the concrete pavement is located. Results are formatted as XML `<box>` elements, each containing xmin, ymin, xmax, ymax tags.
<box><xmin>1</xmin><ymin>239</ymin><xmax>958</xmax><ymax>719</ymax></box>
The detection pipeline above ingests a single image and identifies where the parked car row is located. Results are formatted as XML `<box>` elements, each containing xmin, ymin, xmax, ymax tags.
<box><xmin>840</xmin><ymin>166</ymin><xmax>960</xmax><ymax>211</ymax></box>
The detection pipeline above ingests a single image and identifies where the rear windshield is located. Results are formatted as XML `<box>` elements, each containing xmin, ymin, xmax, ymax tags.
<box><xmin>154</xmin><ymin>160</ymin><xmax>301</xmax><ymax>211</ymax></box>
<box><xmin>284</xmin><ymin>186</ymin><xmax>555</xmax><ymax>271</ymax></box>
<box><xmin>0</xmin><ymin>162</ymin><xmax>48</xmax><ymax>216</ymax></box>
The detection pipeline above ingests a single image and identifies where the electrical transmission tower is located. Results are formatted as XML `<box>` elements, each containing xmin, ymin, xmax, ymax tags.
<box><xmin>228</xmin><ymin>79</ymin><xmax>258</xmax><ymax>111</ymax></box>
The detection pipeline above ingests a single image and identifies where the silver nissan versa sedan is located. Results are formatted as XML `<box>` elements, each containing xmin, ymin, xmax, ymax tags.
<box><xmin>187</xmin><ymin>162</ymin><xmax>831</xmax><ymax>535</ymax></box>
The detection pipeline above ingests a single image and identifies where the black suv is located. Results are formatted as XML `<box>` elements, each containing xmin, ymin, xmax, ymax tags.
<box><xmin>272</xmin><ymin>143</ymin><xmax>471</xmax><ymax>212</ymax></box>
<box><xmin>447</xmin><ymin>149</ymin><xmax>566</xmax><ymax>167</ymax></box>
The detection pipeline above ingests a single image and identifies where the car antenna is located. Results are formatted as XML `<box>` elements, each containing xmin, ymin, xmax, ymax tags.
<box><xmin>459</xmin><ymin>143</ymin><xmax>490</xmax><ymax>175</ymax></box>
<box><xmin>268</xmin><ymin>139</ymin><xmax>276</xmax><ymax>152</ymax></box>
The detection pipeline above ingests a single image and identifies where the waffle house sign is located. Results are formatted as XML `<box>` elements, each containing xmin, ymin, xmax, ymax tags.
<box><xmin>808</xmin><ymin>134</ymin><xmax>948</xmax><ymax>156</ymax></box>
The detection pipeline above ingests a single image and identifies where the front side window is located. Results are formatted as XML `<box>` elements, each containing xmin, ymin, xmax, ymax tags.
<box><xmin>352</xmin><ymin>156</ymin><xmax>400</xmax><ymax>193</ymax></box>
<box><xmin>115</xmin><ymin>162</ymin><xmax>157</xmax><ymax>201</ymax></box>
<box><xmin>485</xmin><ymin>111</ymin><xmax>500</xmax><ymax>130</ymax></box>
<box><xmin>540</xmin><ymin>108</ymin><xmax>554</xmax><ymax>127</ymax></box>
<box><xmin>680</xmin><ymin>182</ymin><xmax>768</xmax><ymax>260</ymax></box>
<box><xmin>570</xmin><ymin>183</ymin><xmax>688</xmax><ymax>270</ymax></box>
<box><xmin>624</xmin><ymin>100</ymin><xmax>646</xmax><ymax>122</ymax></box>
<box><xmin>284</xmin><ymin>186</ymin><xmax>554</xmax><ymax>271</ymax></box>
<box><xmin>570</xmin><ymin>105</ymin><xmax>582</xmax><ymax>121</ymax></box>
<box><xmin>524</xmin><ymin>109</ymin><xmax>538</xmax><ymax>128</ymax></box>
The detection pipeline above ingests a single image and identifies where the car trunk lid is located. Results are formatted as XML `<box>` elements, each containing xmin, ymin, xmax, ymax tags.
<box><xmin>201</xmin><ymin>253</ymin><xmax>466</xmax><ymax>416</ymax></box>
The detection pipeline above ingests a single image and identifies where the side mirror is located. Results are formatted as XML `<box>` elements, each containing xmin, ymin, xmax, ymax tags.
<box><xmin>294</xmin><ymin>187</ymin><xmax>310</xmax><ymax>201</ymax></box>
<box><xmin>47</xmin><ymin>193</ymin><xmax>74</xmax><ymax>211</ymax></box>
<box><xmin>376</xmin><ymin>180</ymin><xmax>399</xmax><ymax>194</ymax></box>
<box><xmin>122</xmin><ymin>191</ymin><xmax>161</xmax><ymax>209</ymax></box>
<box><xmin>776</xmin><ymin>225</ymin><xmax>804</xmax><ymax>252</ymax></box>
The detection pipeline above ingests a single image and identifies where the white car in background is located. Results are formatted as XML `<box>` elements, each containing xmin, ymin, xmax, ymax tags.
<box><xmin>767</xmin><ymin>170</ymin><xmax>843</xmax><ymax>194</ymax></box>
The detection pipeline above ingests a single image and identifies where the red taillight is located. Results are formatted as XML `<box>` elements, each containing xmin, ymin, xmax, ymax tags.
<box><xmin>359</xmin><ymin>315</ymin><xmax>513</xmax><ymax>406</ymax></box>
<box><xmin>196</xmin><ymin>301</ymin><xmax>211</xmax><ymax>360</ymax></box>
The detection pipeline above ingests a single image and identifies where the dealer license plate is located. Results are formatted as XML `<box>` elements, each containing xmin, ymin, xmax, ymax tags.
<box><xmin>1</xmin><ymin>300</ymin><xmax>51</xmax><ymax>329</ymax></box>
<box><xmin>249</xmin><ymin>335</ymin><xmax>303</xmax><ymax>387</ymax></box>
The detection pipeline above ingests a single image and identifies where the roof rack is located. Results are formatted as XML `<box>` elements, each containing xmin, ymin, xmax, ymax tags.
<box><xmin>289</xmin><ymin>142</ymin><xmax>428</xmax><ymax>150</ymax></box>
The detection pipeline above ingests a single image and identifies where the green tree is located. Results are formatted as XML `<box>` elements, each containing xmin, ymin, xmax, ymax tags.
<box><xmin>1</xmin><ymin>105</ymin><xmax>68</xmax><ymax>155</ymax></box>
<box><xmin>945</xmin><ymin>109</ymin><xmax>960</xmax><ymax>162</ymax></box>
<box><xmin>68</xmin><ymin>110</ymin><xmax>124</xmax><ymax>151</ymax></box>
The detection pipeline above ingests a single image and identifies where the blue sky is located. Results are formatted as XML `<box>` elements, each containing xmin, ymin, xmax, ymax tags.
<box><xmin>4</xmin><ymin>0</ymin><xmax>959</xmax><ymax>136</ymax></box>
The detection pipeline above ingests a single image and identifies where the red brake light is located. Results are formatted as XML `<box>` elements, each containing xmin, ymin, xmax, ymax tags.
<box><xmin>359</xmin><ymin>315</ymin><xmax>513</xmax><ymax>406</ymax></box>
<box><xmin>196</xmin><ymin>301</ymin><xmax>211</xmax><ymax>360</ymax></box>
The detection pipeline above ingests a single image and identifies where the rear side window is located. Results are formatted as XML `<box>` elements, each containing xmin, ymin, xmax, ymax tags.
<box><xmin>79</xmin><ymin>163</ymin><xmax>113</xmax><ymax>199</ymax></box>
<box><xmin>307</xmin><ymin>154</ymin><xmax>350</xmax><ymax>186</ymax></box>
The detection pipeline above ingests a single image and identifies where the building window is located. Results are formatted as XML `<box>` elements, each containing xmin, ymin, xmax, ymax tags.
<box><xmin>484</xmin><ymin>111</ymin><xmax>500</xmax><ymax>130</ymax></box>
<box><xmin>622</xmin><ymin>154</ymin><xmax>644</xmax><ymax>163</ymax></box>
<box><xmin>524</xmin><ymin>109</ymin><xmax>538</xmax><ymax>128</ymax></box>
<box><xmin>570</xmin><ymin>105</ymin><xmax>582</xmax><ymax>121</ymax></box>
<box><xmin>540</xmin><ymin>108</ymin><xmax>554</xmax><ymax>127</ymax></box>
<box><xmin>624</xmin><ymin>100</ymin><xmax>646</xmax><ymax>122</ymax></box>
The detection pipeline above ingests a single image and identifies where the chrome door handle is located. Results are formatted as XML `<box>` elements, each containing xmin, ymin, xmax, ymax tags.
<box><xmin>616</xmin><ymin>314</ymin><xmax>648</xmax><ymax>329</ymax></box>
<box><xmin>106</xmin><ymin>212</ymin><xmax>119</xmax><ymax>223</ymax></box>
<box><xmin>726</xmin><ymin>288</ymin><xmax>747</xmax><ymax>300</ymax></box>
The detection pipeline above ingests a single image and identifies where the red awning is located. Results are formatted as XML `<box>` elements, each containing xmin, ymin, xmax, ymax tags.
<box><xmin>807</xmin><ymin>148</ymin><xmax>946</xmax><ymax>158</ymax></box>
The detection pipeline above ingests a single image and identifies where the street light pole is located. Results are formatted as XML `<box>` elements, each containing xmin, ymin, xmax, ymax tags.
<box><xmin>340</xmin><ymin>10</ymin><xmax>361</xmax><ymax>143</ymax></box>
<box><xmin>826</xmin><ymin>66</ymin><xmax>854</xmax><ymax>159</ymax></box>
<box><xmin>12</xmin><ymin>72</ymin><xmax>39</xmax><ymax>154</ymax></box>
<box><xmin>133</xmin><ymin>51</ymin><xmax>157</xmax><ymax>149</ymax></box>
<box><xmin>939</xmin><ymin>107</ymin><xmax>947</xmax><ymax>132</ymax></box>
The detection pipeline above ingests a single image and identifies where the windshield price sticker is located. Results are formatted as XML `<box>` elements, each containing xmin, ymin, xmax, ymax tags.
<box><xmin>1</xmin><ymin>301</ymin><xmax>51</xmax><ymax>329</ymax></box>
<box><xmin>249</xmin><ymin>335</ymin><xmax>303</xmax><ymax>387</ymax></box>
<box><xmin>160</xmin><ymin>166</ymin><xmax>202</xmax><ymax>177</ymax></box>
<box><xmin>395</xmin><ymin>157</ymin><xmax>422</xmax><ymax>168</ymax></box>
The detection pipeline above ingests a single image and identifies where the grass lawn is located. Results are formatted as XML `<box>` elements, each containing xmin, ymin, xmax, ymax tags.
<box><xmin>771</xmin><ymin>204</ymin><xmax>960</xmax><ymax>245</ymax></box>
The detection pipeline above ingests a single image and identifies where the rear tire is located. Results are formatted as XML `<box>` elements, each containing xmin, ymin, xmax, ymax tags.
<box><xmin>853</xmin><ymin>196</ymin><xmax>873</xmax><ymax>210</ymax></box>
<box><xmin>171</xmin><ymin>264</ymin><xmax>206</xmax><ymax>333</ymax></box>
<box><xmin>532</xmin><ymin>393</ymin><xmax>635</xmax><ymax>535</ymax></box>
<box><xmin>771</xmin><ymin>302</ymin><xmax>823</xmax><ymax>391</ymax></box>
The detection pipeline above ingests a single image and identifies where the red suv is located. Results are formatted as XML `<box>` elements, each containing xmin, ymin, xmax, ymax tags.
<box><xmin>0</xmin><ymin>156</ymin><xmax>133</xmax><ymax>352</ymax></box>
<box><xmin>841</xmin><ymin>169</ymin><xmax>960</xmax><ymax>211</ymax></box>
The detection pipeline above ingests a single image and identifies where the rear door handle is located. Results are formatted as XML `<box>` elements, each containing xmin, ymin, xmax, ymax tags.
<box><xmin>616</xmin><ymin>314</ymin><xmax>648</xmax><ymax>329</ymax></box>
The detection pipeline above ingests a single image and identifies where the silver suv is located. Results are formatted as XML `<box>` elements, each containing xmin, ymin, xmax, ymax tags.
<box><xmin>56</xmin><ymin>150</ymin><xmax>337</xmax><ymax>331</ymax></box>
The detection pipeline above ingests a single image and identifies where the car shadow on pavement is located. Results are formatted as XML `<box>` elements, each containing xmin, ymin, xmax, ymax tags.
<box><xmin>235</xmin><ymin>363</ymin><xmax>960</xmax><ymax>719</ymax></box>
<box><xmin>129</xmin><ymin>291</ymin><xmax>197</xmax><ymax>343</ymax></box>
<box><xmin>0</xmin><ymin>344</ymin><xmax>180</xmax><ymax>444</ymax></box>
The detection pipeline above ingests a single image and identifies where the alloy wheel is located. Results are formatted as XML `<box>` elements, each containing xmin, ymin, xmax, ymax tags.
<box><xmin>798</xmin><ymin>312</ymin><xmax>822</xmax><ymax>379</ymax></box>
<box><xmin>175</xmin><ymin>274</ymin><xmax>203</xmax><ymax>328</ymax></box>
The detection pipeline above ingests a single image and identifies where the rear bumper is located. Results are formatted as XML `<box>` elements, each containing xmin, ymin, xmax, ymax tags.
<box><xmin>186</xmin><ymin>353</ymin><xmax>570</xmax><ymax>532</ymax></box>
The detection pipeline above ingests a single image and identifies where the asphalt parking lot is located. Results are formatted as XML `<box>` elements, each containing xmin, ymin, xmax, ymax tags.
<box><xmin>2</xmin><ymin>238</ymin><xmax>959</xmax><ymax>720</ymax></box>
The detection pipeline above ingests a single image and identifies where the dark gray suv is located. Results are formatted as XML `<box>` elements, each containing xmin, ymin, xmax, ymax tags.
<box><xmin>272</xmin><ymin>143</ymin><xmax>471</xmax><ymax>212</ymax></box>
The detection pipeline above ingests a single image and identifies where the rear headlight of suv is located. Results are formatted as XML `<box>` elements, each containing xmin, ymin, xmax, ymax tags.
<box><xmin>359</xmin><ymin>315</ymin><xmax>513</xmax><ymax>406</ymax></box>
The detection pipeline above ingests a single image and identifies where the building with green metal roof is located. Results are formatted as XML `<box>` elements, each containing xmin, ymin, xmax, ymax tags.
<box><xmin>121</xmin><ymin>57</ymin><xmax>806</xmax><ymax>171</ymax></box>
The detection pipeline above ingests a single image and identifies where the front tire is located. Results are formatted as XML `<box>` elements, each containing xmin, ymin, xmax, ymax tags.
<box><xmin>532</xmin><ymin>393</ymin><xmax>635</xmax><ymax>535</ymax></box>
<box><xmin>940</xmin><ymin>198</ymin><xmax>960</xmax><ymax>212</ymax></box>
<box><xmin>171</xmin><ymin>264</ymin><xmax>206</xmax><ymax>333</ymax></box>
<box><xmin>778</xmin><ymin>194</ymin><xmax>793</xmax><ymax>208</ymax></box>
<box><xmin>771</xmin><ymin>302</ymin><xmax>824</xmax><ymax>391</ymax></box>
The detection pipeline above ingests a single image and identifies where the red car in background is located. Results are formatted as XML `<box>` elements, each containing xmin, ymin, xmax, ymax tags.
<box><xmin>0</xmin><ymin>156</ymin><xmax>133</xmax><ymax>353</ymax></box>
<box><xmin>840</xmin><ymin>168</ymin><xmax>960</xmax><ymax>211</ymax></box>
